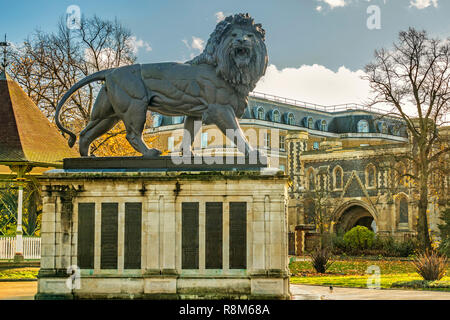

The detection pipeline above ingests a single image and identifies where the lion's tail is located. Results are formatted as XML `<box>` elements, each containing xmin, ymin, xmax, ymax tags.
<box><xmin>55</xmin><ymin>69</ymin><xmax>112</xmax><ymax>147</ymax></box>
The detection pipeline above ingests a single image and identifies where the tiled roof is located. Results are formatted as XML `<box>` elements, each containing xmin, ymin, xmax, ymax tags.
<box><xmin>0</xmin><ymin>71</ymin><xmax>79</xmax><ymax>166</ymax></box>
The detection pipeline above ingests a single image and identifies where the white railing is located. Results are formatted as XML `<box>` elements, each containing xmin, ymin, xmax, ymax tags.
<box><xmin>0</xmin><ymin>237</ymin><xmax>41</xmax><ymax>260</ymax></box>
<box><xmin>250</xmin><ymin>91</ymin><xmax>399</xmax><ymax>116</ymax></box>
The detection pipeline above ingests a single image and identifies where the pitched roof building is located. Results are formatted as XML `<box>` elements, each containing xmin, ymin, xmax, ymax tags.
<box><xmin>0</xmin><ymin>70</ymin><xmax>78</xmax><ymax>169</ymax></box>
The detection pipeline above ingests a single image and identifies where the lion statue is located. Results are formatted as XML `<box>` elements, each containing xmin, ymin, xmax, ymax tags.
<box><xmin>55</xmin><ymin>13</ymin><xmax>268</xmax><ymax>158</ymax></box>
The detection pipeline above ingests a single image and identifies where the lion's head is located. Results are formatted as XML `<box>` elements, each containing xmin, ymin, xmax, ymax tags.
<box><xmin>188</xmin><ymin>13</ymin><xmax>268</xmax><ymax>95</ymax></box>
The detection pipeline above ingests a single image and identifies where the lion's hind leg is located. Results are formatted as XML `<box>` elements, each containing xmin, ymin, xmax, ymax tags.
<box><xmin>79</xmin><ymin>86</ymin><xmax>118</xmax><ymax>156</ymax></box>
<box><xmin>122</xmin><ymin>100</ymin><xmax>162</xmax><ymax>158</ymax></box>
<box><xmin>79</xmin><ymin>117</ymin><xmax>120</xmax><ymax>156</ymax></box>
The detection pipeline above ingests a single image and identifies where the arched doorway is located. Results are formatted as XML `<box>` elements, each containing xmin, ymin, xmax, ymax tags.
<box><xmin>334</xmin><ymin>203</ymin><xmax>377</xmax><ymax>234</ymax></box>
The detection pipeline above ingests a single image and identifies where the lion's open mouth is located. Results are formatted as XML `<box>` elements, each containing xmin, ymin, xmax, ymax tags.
<box><xmin>234</xmin><ymin>47</ymin><xmax>250</xmax><ymax>57</ymax></box>
<box><xmin>232</xmin><ymin>46</ymin><xmax>251</xmax><ymax>67</ymax></box>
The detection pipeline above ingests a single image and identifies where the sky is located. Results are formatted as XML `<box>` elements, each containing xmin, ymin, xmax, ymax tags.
<box><xmin>1</xmin><ymin>0</ymin><xmax>450</xmax><ymax>107</ymax></box>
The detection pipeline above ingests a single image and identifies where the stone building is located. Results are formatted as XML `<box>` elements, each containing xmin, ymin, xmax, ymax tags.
<box><xmin>144</xmin><ymin>92</ymin><xmax>449</xmax><ymax>255</ymax></box>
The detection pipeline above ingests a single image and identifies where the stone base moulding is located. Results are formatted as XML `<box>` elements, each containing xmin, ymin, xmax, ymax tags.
<box><xmin>35</xmin><ymin>167</ymin><xmax>291</xmax><ymax>300</ymax></box>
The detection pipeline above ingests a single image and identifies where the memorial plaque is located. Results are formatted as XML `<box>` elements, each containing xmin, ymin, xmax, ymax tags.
<box><xmin>101</xmin><ymin>203</ymin><xmax>118</xmax><ymax>269</ymax></box>
<box><xmin>124</xmin><ymin>202</ymin><xmax>142</xmax><ymax>269</ymax></box>
<box><xmin>77</xmin><ymin>203</ymin><xmax>95</xmax><ymax>269</ymax></box>
<box><xmin>205</xmin><ymin>202</ymin><xmax>223</xmax><ymax>269</ymax></box>
<box><xmin>229</xmin><ymin>202</ymin><xmax>247</xmax><ymax>269</ymax></box>
<box><xmin>182</xmin><ymin>202</ymin><xmax>199</xmax><ymax>269</ymax></box>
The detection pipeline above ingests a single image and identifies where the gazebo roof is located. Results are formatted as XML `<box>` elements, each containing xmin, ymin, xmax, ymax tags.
<box><xmin>0</xmin><ymin>71</ymin><xmax>79</xmax><ymax>167</ymax></box>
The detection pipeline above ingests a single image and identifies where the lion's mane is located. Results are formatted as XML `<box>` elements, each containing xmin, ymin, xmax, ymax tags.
<box><xmin>187</xmin><ymin>13</ymin><xmax>268</xmax><ymax>96</ymax></box>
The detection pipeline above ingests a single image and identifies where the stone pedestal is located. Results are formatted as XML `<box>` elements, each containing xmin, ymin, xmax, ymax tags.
<box><xmin>36</xmin><ymin>165</ymin><xmax>290</xmax><ymax>300</ymax></box>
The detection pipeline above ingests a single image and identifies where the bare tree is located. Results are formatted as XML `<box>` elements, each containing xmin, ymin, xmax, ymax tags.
<box><xmin>303</xmin><ymin>172</ymin><xmax>334</xmax><ymax>250</ymax></box>
<box><xmin>8</xmin><ymin>15</ymin><xmax>137</xmax><ymax>154</ymax></box>
<box><xmin>364</xmin><ymin>28</ymin><xmax>450</xmax><ymax>250</ymax></box>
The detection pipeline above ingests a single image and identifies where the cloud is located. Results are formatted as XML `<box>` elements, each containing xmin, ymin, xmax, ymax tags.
<box><xmin>317</xmin><ymin>0</ymin><xmax>348</xmax><ymax>9</ymax></box>
<box><xmin>191</xmin><ymin>36</ymin><xmax>205</xmax><ymax>51</ymax></box>
<box><xmin>409</xmin><ymin>0</ymin><xmax>438</xmax><ymax>9</ymax></box>
<box><xmin>182</xmin><ymin>37</ymin><xmax>205</xmax><ymax>52</ymax></box>
<box><xmin>317</xmin><ymin>0</ymin><xmax>389</xmax><ymax>10</ymax></box>
<box><xmin>127</xmin><ymin>36</ymin><xmax>152</xmax><ymax>54</ymax></box>
<box><xmin>182</xmin><ymin>36</ymin><xmax>205</xmax><ymax>59</ymax></box>
<box><xmin>254</xmin><ymin>64</ymin><xmax>372</xmax><ymax>106</ymax></box>
<box><xmin>215</xmin><ymin>11</ymin><xmax>226</xmax><ymax>23</ymax></box>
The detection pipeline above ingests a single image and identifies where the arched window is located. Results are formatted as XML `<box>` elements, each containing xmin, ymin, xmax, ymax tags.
<box><xmin>307</xmin><ymin>168</ymin><xmax>315</xmax><ymax>190</ymax></box>
<box><xmin>357</xmin><ymin>120</ymin><xmax>369</xmax><ymax>133</ymax></box>
<box><xmin>399</xmin><ymin>197</ymin><xmax>409</xmax><ymax>223</ymax></box>
<box><xmin>287</xmin><ymin>113</ymin><xmax>295</xmax><ymax>125</ymax></box>
<box><xmin>377</xmin><ymin>121</ymin><xmax>388</xmax><ymax>134</ymax></box>
<box><xmin>333</xmin><ymin>166</ymin><xmax>343</xmax><ymax>190</ymax></box>
<box><xmin>365</xmin><ymin>164</ymin><xmax>376</xmax><ymax>188</ymax></box>
<box><xmin>308</xmin><ymin>117</ymin><xmax>314</xmax><ymax>129</ymax></box>
<box><xmin>320</xmin><ymin>120</ymin><xmax>328</xmax><ymax>131</ymax></box>
<box><xmin>271</xmin><ymin>109</ymin><xmax>281</xmax><ymax>122</ymax></box>
<box><xmin>256</xmin><ymin>106</ymin><xmax>265</xmax><ymax>120</ymax></box>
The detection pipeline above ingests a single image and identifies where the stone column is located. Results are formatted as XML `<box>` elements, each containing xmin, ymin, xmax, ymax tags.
<box><xmin>285</xmin><ymin>131</ymin><xmax>308</xmax><ymax>194</ymax></box>
<box><xmin>285</xmin><ymin>131</ymin><xmax>308</xmax><ymax>255</ymax></box>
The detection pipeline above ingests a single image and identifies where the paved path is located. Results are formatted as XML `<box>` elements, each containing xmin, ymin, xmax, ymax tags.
<box><xmin>291</xmin><ymin>284</ymin><xmax>450</xmax><ymax>300</ymax></box>
<box><xmin>0</xmin><ymin>281</ymin><xmax>37</xmax><ymax>300</ymax></box>
<box><xmin>1</xmin><ymin>281</ymin><xmax>449</xmax><ymax>300</ymax></box>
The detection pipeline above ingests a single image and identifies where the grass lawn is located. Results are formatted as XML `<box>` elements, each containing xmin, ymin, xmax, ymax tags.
<box><xmin>289</xmin><ymin>259</ymin><xmax>450</xmax><ymax>290</ymax></box>
<box><xmin>0</xmin><ymin>268</ymin><xmax>39</xmax><ymax>280</ymax></box>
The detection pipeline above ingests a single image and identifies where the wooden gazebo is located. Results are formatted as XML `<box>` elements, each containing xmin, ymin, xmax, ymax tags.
<box><xmin>0</xmin><ymin>70</ymin><xmax>78</xmax><ymax>261</ymax></box>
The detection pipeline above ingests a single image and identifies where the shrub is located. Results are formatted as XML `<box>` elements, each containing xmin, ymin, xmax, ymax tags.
<box><xmin>343</xmin><ymin>226</ymin><xmax>375</xmax><ymax>250</ymax></box>
<box><xmin>310</xmin><ymin>248</ymin><xmax>334</xmax><ymax>273</ymax></box>
<box><xmin>373</xmin><ymin>236</ymin><xmax>419</xmax><ymax>257</ymax></box>
<box><xmin>392</xmin><ymin>238</ymin><xmax>419</xmax><ymax>257</ymax></box>
<box><xmin>412</xmin><ymin>250</ymin><xmax>448</xmax><ymax>281</ymax></box>
<box><xmin>331</xmin><ymin>234</ymin><xmax>347</xmax><ymax>253</ymax></box>
<box><xmin>332</xmin><ymin>232</ymin><xmax>419</xmax><ymax>257</ymax></box>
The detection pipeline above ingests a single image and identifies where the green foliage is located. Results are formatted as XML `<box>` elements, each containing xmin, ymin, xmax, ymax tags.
<box><xmin>0</xmin><ymin>267</ymin><xmax>39</xmax><ymax>280</ymax></box>
<box><xmin>391</xmin><ymin>279</ymin><xmax>450</xmax><ymax>289</ymax></box>
<box><xmin>343</xmin><ymin>226</ymin><xmax>375</xmax><ymax>250</ymax></box>
<box><xmin>438</xmin><ymin>208</ymin><xmax>450</xmax><ymax>257</ymax></box>
<box><xmin>332</xmin><ymin>233</ymin><xmax>419</xmax><ymax>257</ymax></box>
<box><xmin>0</xmin><ymin>181</ymin><xmax>41</xmax><ymax>236</ymax></box>
<box><xmin>0</xmin><ymin>187</ymin><xmax>18</xmax><ymax>236</ymax></box>
<box><xmin>290</xmin><ymin>258</ymin><xmax>421</xmax><ymax>275</ymax></box>
<box><xmin>372</xmin><ymin>236</ymin><xmax>419</xmax><ymax>257</ymax></box>
<box><xmin>289</xmin><ymin>258</ymin><xmax>450</xmax><ymax>290</ymax></box>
